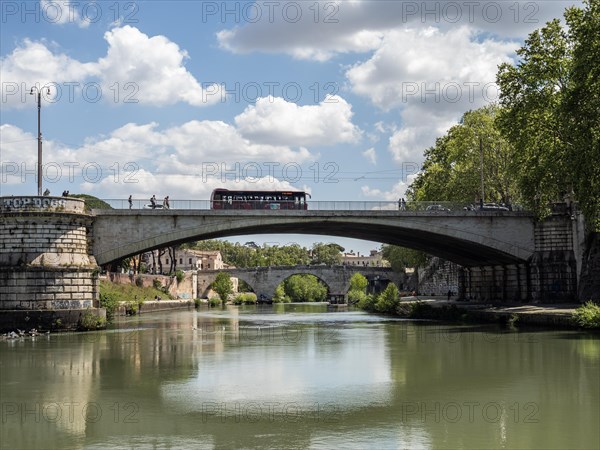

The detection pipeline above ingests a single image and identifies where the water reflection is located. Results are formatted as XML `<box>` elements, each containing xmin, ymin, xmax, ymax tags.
<box><xmin>1</xmin><ymin>305</ymin><xmax>598</xmax><ymax>449</ymax></box>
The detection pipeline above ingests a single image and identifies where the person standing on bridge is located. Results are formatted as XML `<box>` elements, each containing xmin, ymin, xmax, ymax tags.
<box><xmin>163</xmin><ymin>196</ymin><xmax>170</xmax><ymax>209</ymax></box>
<box><xmin>128</xmin><ymin>195</ymin><xmax>133</xmax><ymax>209</ymax></box>
<box><xmin>150</xmin><ymin>195</ymin><xmax>157</xmax><ymax>209</ymax></box>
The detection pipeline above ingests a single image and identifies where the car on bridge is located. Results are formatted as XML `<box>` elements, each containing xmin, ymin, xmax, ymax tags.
<box><xmin>480</xmin><ymin>203</ymin><xmax>510</xmax><ymax>211</ymax></box>
<box><xmin>425</xmin><ymin>204</ymin><xmax>451</xmax><ymax>212</ymax></box>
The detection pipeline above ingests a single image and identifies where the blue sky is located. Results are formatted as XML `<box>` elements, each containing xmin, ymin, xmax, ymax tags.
<box><xmin>0</xmin><ymin>0</ymin><xmax>577</xmax><ymax>252</ymax></box>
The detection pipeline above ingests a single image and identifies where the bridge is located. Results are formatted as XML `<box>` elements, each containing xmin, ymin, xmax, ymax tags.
<box><xmin>198</xmin><ymin>265</ymin><xmax>408</xmax><ymax>301</ymax></box>
<box><xmin>91</xmin><ymin>209</ymin><xmax>536</xmax><ymax>267</ymax></box>
<box><xmin>0</xmin><ymin>196</ymin><xmax>587</xmax><ymax>330</ymax></box>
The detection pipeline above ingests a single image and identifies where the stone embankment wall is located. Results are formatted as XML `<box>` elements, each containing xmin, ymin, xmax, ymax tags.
<box><xmin>460</xmin><ymin>207</ymin><xmax>584</xmax><ymax>303</ymax></box>
<box><xmin>106</xmin><ymin>271</ymin><xmax>197</xmax><ymax>299</ymax></box>
<box><xmin>418</xmin><ymin>258</ymin><xmax>459</xmax><ymax>296</ymax></box>
<box><xmin>528</xmin><ymin>213</ymin><xmax>578</xmax><ymax>302</ymax></box>
<box><xmin>0</xmin><ymin>197</ymin><xmax>98</xmax><ymax>310</ymax></box>
<box><xmin>578</xmin><ymin>232</ymin><xmax>600</xmax><ymax>301</ymax></box>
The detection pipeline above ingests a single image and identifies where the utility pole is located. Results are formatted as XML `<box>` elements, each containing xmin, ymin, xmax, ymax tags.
<box><xmin>479</xmin><ymin>137</ymin><xmax>485</xmax><ymax>205</ymax></box>
<box><xmin>30</xmin><ymin>86</ymin><xmax>50</xmax><ymax>196</ymax></box>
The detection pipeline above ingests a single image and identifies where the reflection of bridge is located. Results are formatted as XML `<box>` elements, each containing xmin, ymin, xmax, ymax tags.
<box><xmin>198</xmin><ymin>265</ymin><xmax>408</xmax><ymax>301</ymax></box>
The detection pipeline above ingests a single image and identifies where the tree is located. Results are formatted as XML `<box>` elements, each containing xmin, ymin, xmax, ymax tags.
<box><xmin>382</xmin><ymin>245</ymin><xmax>429</xmax><ymax>272</ymax></box>
<box><xmin>496</xmin><ymin>0</ymin><xmax>599</xmax><ymax>226</ymax></box>
<box><xmin>348</xmin><ymin>272</ymin><xmax>369</xmax><ymax>304</ymax></box>
<box><xmin>212</xmin><ymin>272</ymin><xmax>233</xmax><ymax>305</ymax></box>
<box><xmin>349</xmin><ymin>273</ymin><xmax>368</xmax><ymax>293</ymax></box>
<box><xmin>272</xmin><ymin>284</ymin><xmax>290</xmax><ymax>303</ymax></box>
<box><xmin>407</xmin><ymin>105</ymin><xmax>520</xmax><ymax>205</ymax></box>
<box><xmin>375</xmin><ymin>283</ymin><xmax>401</xmax><ymax>314</ymax></box>
<box><xmin>562</xmin><ymin>1</ymin><xmax>600</xmax><ymax>228</ymax></box>
<box><xmin>311</xmin><ymin>243</ymin><xmax>343</xmax><ymax>265</ymax></box>
<box><xmin>282</xmin><ymin>274</ymin><xmax>328</xmax><ymax>302</ymax></box>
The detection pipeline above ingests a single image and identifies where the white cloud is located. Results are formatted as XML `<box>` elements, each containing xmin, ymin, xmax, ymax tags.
<box><xmin>0</xmin><ymin>39</ymin><xmax>97</xmax><ymax>108</ymax></box>
<box><xmin>96</xmin><ymin>26</ymin><xmax>222</xmax><ymax>107</ymax></box>
<box><xmin>362</xmin><ymin>148</ymin><xmax>376</xmax><ymax>165</ymax></box>
<box><xmin>216</xmin><ymin>1</ymin><xmax>572</xmax><ymax>61</ymax></box>
<box><xmin>346</xmin><ymin>26</ymin><xmax>516</xmax><ymax>163</ymax></box>
<box><xmin>0</xmin><ymin>26</ymin><xmax>221</xmax><ymax>108</ymax></box>
<box><xmin>234</xmin><ymin>95</ymin><xmax>362</xmax><ymax>146</ymax></box>
<box><xmin>0</xmin><ymin>120</ymin><xmax>314</xmax><ymax>198</ymax></box>
<box><xmin>40</xmin><ymin>1</ymin><xmax>92</xmax><ymax>28</ymax></box>
<box><xmin>361</xmin><ymin>173</ymin><xmax>419</xmax><ymax>202</ymax></box>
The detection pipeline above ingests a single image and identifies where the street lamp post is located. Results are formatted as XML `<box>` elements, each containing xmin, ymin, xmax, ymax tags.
<box><xmin>30</xmin><ymin>86</ymin><xmax>50</xmax><ymax>196</ymax></box>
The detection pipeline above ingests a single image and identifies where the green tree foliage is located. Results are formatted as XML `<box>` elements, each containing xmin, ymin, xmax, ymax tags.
<box><xmin>70</xmin><ymin>194</ymin><xmax>113</xmax><ymax>211</ymax></box>
<box><xmin>382</xmin><ymin>245</ymin><xmax>429</xmax><ymax>272</ymax></box>
<box><xmin>272</xmin><ymin>284</ymin><xmax>291</xmax><ymax>303</ymax></box>
<box><xmin>212</xmin><ymin>272</ymin><xmax>233</xmax><ymax>304</ymax></box>
<box><xmin>348</xmin><ymin>273</ymin><xmax>369</xmax><ymax>304</ymax></box>
<box><xmin>375</xmin><ymin>283</ymin><xmax>401</xmax><ymax>314</ymax></box>
<box><xmin>562</xmin><ymin>1</ymin><xmax>600</xmax><ymax>228</ymax></box>
<box><xmin>496</xmin><ymin>0</ymin><xmax>599</xmax><ymax>225</ymax></box>
<box><xmin>407</xmin><ymin>105</ymin><xmax>520</xmax><ymax>205</ymax></box>
<box><xmin>282</xmin><ymin>274</ymin><xmax>328</xmax><ymax>302</ymax></box>
<box><xmin>349</xmin><ymin>273</ymin><xmax>368</xmax><ymax>292</ymax></box>
<box><xmin>99</xmin><ymin>291</ymin><xmax>119</xmax><ymax>323</ymax></box>
<box><xmin>357</xmin><ymin>293</ymin><xmax>376</xmax><ymax>311</ymax></box>
<box><xmin>186</xmin><ymin>240</ymin><xmax>311</xmax><ymax>267</ymax></box>
<box><xmin>310</xmin><ymin>242</ymin><xmax>343</xmax><ymax>265</ymax></box>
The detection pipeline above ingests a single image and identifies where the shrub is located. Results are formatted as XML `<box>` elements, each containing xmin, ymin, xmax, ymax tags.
<box><xmin>348</xmin><ymin>289</ymin><xmax>367</xmax><ymax>304</ymax></box>
<box><xmin>357</xmin><ymin>293</ymin><xmax>377</xmax><ymax>312</ymax></box>
<box><xmin>99</xmin><ymin>291</ymin><xmax>120</xmax><ymax>323</ymax></box>
<box><xmin>153</xmin><ymin>279</ymin><xmax>163</xmax><ymax>290</ymax></box>
<box><xmin>194</xmin><ymin>298</ymin><xmax>202</xmax><ymax>309</ymax></box>
<box><xmin>211</xmin><ymin>273</ymin><xmax>233</xmax><ymax>303</ymax></box>
<box><xmin>78</xmin><ymin>311</ymin><xmax>106</xmax><ymax>330</ymax></box>
<box><xmin>272</xmin><ymin>285</ymin><xmax>290</xmax><ymax>303</ymax></box>
<box><xmin>572</xmin><ymin>301</ymin><xmax>600</xmax><ymax>329</ymax></box>
<box><xmin>209</xmin><ymin>297</ymin><xmax>221</xmax><ymax>307</ymax></box>
<box><xmin>135</xmin><ymin>275</ymin><xmax>144</xmax><ymax>287</ymax></box>
<box><xmin>375</xmin><ymin>283</ymin><xmax>401</xmax><ymax>314</ymax></box>
<box><xmin>233</xmin><ymin>293</ymin><xmax>257</xmax><ymax>305</ymax></box>
<box><xmin>124</xmin><ymin>300</ymin><xmax>138</xmax><ymax>316</ymax></box>
<box><xmin>175</xmin><ymin>270</ymin><xmax>185</xmax><ymax>283</ymax></box>
<box><xmin>237</xmin><ymin>293</ymin><xmax>257</xmax><ymax>304</ymax></box>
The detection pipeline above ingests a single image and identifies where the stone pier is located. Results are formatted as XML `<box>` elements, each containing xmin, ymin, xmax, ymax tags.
<box><xmin>461</xmin><ymin>205</ymin><xmax>584</xmax><ymax>303</ymax></box>
<box><xmin>0</xmin><ymin>196</ymin><xmax>104</xmax><ymax>331</ymax></box>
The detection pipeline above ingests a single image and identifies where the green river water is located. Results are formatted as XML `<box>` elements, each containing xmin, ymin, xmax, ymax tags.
<box><xmin>1</xmin><ymin>304</ymin><xmax>598</xmax><ymax>449</ymax></box>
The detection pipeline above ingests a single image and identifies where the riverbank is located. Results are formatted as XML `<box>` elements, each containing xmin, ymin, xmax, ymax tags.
<box><xmin>116</xmin><ymin>299</ymin><xmax>194</xmax><ymax>316</ymax></box>
<box><xmin>395</xmin><ymin>297</ymin><xmax>585</xmax><ymax>328</ymax></box>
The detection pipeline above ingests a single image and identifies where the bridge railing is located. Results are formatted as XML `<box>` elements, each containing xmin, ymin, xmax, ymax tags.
<box><xmin>98</xmin><ymin>199</ymin><xmax>526</xmax><ymax>212</ymax></box>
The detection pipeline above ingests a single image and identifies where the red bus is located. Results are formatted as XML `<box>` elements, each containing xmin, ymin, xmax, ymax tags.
<box><xmin>210</xmin><ymin>189</ymin><xmax>309</xmax><ymax>210</ymax></box>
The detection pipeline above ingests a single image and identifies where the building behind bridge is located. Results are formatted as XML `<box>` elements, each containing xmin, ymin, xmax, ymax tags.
<box><xmin>342</xmin><ymin>249</ymin><xmax>390</xmax><ymax>267</ymax></box>
<box><xmin>145</xmin><ymin>249</ymin><xmax>229</xmax><ymax>273</ymax></box>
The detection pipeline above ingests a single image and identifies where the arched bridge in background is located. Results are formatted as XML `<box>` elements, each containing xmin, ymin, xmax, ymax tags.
<box><xmin>197</xmin><ymin>265</ymin><xmax>408</xmax><ymax>301</ymax></box>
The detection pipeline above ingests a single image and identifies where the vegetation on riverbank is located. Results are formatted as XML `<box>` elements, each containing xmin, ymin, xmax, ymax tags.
<box><xmin>99</xmin><ymin>280</ymin><xmax>174</xmax><ymax>322</ymax></box>
<box><xmin>572</xmin><ymin>301</ymin><xmax>600</xmax><ymax>329</ymax></box>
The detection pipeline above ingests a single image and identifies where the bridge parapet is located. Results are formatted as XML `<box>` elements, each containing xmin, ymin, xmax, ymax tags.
<box><xmin>1</xmin><ymin>195</ymin><xmax>85</xmax><ymax>214</ymax></box>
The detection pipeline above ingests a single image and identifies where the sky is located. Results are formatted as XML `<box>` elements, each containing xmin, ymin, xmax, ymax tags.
<box><xmin>0</xmin><ymin>0</ymin><xmax>578</xmax><ymax>253</ymax></box>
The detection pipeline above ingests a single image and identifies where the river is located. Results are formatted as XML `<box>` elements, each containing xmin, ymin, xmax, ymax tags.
<box><xmin>1</xmin><ymin>304</ymin><xmax>598</xmax><ymax>449</ymax></box>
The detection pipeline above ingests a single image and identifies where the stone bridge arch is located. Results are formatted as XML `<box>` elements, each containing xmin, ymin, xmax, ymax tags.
<box><xmin>199</xmin><ymin>266</ymin><xmax>407</xmax><ymax>302</ymax></box>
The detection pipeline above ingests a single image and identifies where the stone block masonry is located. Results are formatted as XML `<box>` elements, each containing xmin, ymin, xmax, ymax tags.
<box><xmin>0</xmin><ymin>196</ymin><xmax>102</xmax><ymax>331</ymax></box>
